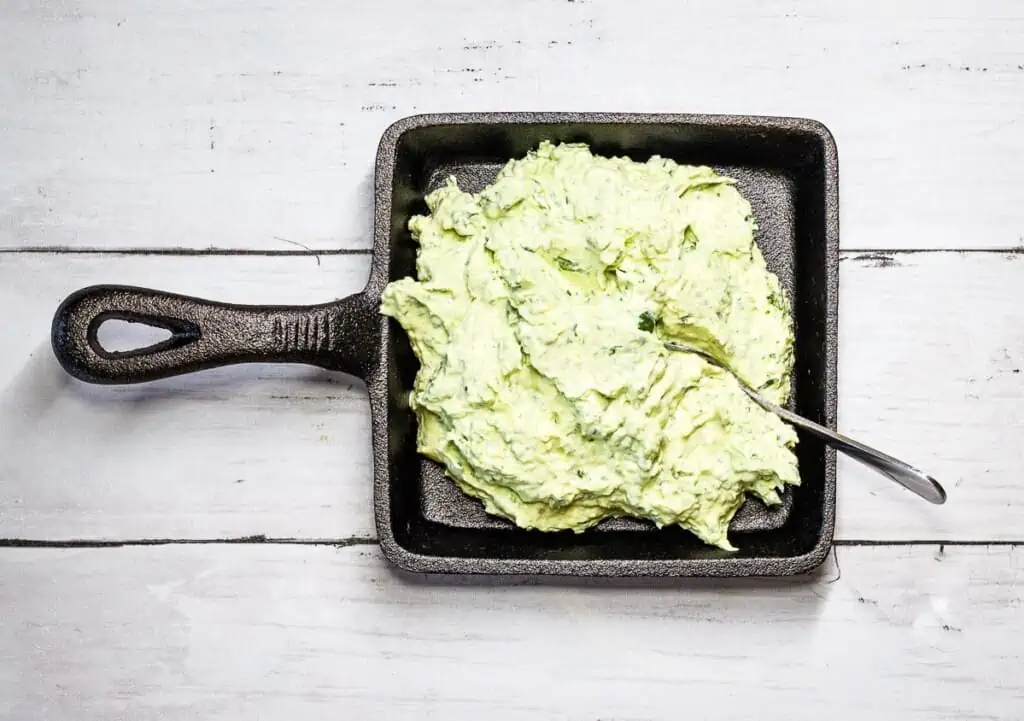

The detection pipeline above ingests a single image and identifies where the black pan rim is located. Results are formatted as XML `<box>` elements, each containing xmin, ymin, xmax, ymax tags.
<box><xmin>369</xmin><ymin>111</ymin><xmax>839</xmax><ymax>577</ymax></box>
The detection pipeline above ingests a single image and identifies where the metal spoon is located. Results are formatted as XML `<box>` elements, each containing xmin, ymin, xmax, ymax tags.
<box><xmin>664</xmin><ymin>341</ymin><xmax>947</xmax><ymax>505</ymax></box>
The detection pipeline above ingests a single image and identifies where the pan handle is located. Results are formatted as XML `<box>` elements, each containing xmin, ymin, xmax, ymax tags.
<box><xmin>51</xmin><ymin>285</ymin><xmax>377</xmax><ymax>384</ymax></box>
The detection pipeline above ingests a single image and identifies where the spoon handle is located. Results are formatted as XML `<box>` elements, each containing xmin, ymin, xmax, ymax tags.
<box><xmin>741</xmin><ymin>387</ymin><xmax>947</xmax><ymax>505</ymax></box>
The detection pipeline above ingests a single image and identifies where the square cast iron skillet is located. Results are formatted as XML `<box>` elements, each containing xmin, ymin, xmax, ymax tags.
<box><xmin>51</xmin><ymin>113</ymin><xmax>839</xmax><ymax>577</ymax></box>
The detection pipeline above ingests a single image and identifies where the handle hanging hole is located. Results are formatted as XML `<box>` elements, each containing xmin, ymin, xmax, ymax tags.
<box><xmin>86</xmin><ymin>312</ymin><xmax>199</xmax><ymax>360</ymax></box>
<box><xmin>96</xmin><ymin>319</ymin><xmax>174</xmax><ymax>354</ymax></box>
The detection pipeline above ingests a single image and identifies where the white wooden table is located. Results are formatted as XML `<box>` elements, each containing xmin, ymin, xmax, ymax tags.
<box><xmin>2</xmin><ymin>1</ymin><xmax>1023</xmax><ymax>719</ymax></box>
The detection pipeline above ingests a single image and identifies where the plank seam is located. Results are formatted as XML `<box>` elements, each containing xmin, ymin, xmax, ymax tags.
<box><xmin>0</xmin><ymin>247</ymin><xmax>373</xmax><ymax>256</ymax></box>
<box><xmin>841</xmin><ymin>247</ymin><xmax>1024</xmax><ymax>254</ymax></box>
<box><xmin>0</xmin><ymin>247</ymin><xmax>1018</xmax><ymax>257</ymax></box>
<box><xmin>0</xmin><ymin>537</ymin><xmax>1018</xmax><ymax>549</ymax></box>
<box><xmin>0</xmin><ymin>536</ymin><xmax>378</xmax><ymax>548</ymax></box>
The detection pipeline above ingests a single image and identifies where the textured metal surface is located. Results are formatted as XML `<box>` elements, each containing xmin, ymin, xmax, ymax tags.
<box><xmin>51</xmin><ymin>285</ymin><xmax>378</xmax><ymax>383</ymax></box>
<box><xmin>371</xmin><ymin>113</ymin><xmax>838</xmax><ymax>577</ymax></box>
<box><xmin>50</xmin><ymin>112</ymin><xmax>838</xmax><ymax>577</ymax></box>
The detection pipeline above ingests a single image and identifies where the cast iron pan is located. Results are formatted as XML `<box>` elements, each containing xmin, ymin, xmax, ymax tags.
<box><xmin>51</xmin><ymin>113</ymin><xmax>839</xmax><ymax>577</ymax></box>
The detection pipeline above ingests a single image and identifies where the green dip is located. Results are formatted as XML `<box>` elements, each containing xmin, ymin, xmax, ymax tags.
<box><xmin>381</xmin><ymin>141</ymin><xmax>797</xmax><ymax>549</ymax></box>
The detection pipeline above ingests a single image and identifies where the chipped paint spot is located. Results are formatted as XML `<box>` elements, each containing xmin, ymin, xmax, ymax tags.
<box><xmin>853</xmin><ymin>253</ymin><xmax>899</xmax><ymax>268</ymax></box>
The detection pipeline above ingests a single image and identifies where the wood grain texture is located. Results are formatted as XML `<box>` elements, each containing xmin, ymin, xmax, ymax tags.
<box><xmin>1</xmin><ymin>543</ymin><xmax>1022</xmax><ymax>721</ymax></box>
<box><xmin>2</xmin><ymin>0</ymin><xmax>1022</xmax><ymax>251</ymax></box>
<box><xmin>0</xmin><ymin>253</ymin><xmax>373</xmax><ymax>541</ymax></box>
<box><xmin>0</xmin><ymin>251</ymin><xmax>1020</xmax><ymax>542</ymax></box>
<box><xmin>838</xmin><ymin>250</ymin><xmax>1024</xmax><ymax>540</ymax></box>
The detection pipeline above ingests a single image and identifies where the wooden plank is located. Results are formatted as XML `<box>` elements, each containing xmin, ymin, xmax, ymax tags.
<box><xmin>0</xmin><ymin>251</ymin><xmax>1020</xmax><ymax>542</ymax></box>
<box><xmin>837</xmin><ymin>251</ymin><xmax>1024</xmax><ymax>540</ymax></box>
<box><xmin>1</xmin><ymin>0</ymin><xmax>1022</xmax><ymax>251</ymax></box>
<box><xmin>1</xmin><ymin>543</ymin><xmax>1021</xmax><ymax>720</ymax></box>
<box><xmin>0</xmin><ymin>253</ymin><xmax>374</xmax><ymax>541</ymax></box>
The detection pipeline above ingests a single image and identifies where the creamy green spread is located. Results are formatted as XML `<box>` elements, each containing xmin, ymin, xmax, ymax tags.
<box><xmin>381</xmin><ymin>141</ymin><xmax>798</xmax><ymax>549</ymax></box>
